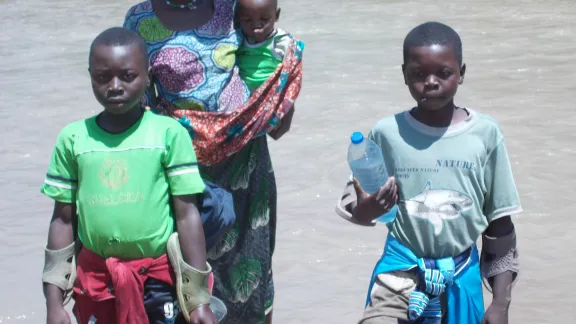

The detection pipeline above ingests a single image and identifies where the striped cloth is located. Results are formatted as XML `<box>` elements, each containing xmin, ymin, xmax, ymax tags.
<box><xmin>408</xmin><ymin>248</ymin><xmax>472</xmax><ymax>322</ymax></box>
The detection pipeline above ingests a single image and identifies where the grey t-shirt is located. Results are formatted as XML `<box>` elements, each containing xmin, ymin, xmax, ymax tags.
<box><xmin>369</xmin><ymin>109</ymin><xmax>522</xmax><ymax>258</ymax></box>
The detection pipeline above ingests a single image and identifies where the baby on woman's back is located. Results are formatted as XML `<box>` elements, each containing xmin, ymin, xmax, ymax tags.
<box><xmin>236</xmin><ymin>0</ymin><xmax>291</xmax><ymax>92</ymax></box>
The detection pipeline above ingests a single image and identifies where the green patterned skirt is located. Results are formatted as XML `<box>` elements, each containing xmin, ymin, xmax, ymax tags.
<box><xmin>200</xmin><ymin>135</ymin><xmax>277</xmax><ymax>323</ymax></box>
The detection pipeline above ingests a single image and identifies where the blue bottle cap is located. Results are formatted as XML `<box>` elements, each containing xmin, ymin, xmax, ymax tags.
<box><xmin>350</xmin><ymin>132</ymin><xmax>364</xmax><ymax>144</ymax></box>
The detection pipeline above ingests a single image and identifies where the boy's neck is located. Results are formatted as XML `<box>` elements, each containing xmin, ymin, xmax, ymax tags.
<box><xmin>410</xmin><ymin>101</ymin><xmax>468</xmax><ymax>128</ymax></box>
<box><xmin>97</xmin><ymin>106</ymin><xmax>144</xmax><ymax>134</ymax></box>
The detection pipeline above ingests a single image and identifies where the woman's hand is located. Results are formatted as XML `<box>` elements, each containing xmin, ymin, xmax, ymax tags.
<box><xmin>188</xmin><ymin>305</ymin><xmax>218</xmax><ymax>324</ymax></box>
<box><xmin>351</xmin><ymin>177</ymin><xmax>398</xmax><ymax>225</ymax></box>
<box><xmin>269</xmin><ymin>106</ymin><xmax>295</xmax><ymax>140</ymax></box>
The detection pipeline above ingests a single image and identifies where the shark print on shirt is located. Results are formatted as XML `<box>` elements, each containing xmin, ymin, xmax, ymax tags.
<box><xmin>401</xmin><ymin>182</ymin><xmax>473</xmax><ymax>235</ymax></box>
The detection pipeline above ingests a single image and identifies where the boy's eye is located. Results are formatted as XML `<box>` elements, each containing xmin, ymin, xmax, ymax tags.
<box><xmin>93</xmin><ymin>73</ymin><xmax>109</xmax><ymax>82</ymax></box>
<box><xmin>124</xmin><ymin>73</ymin><xmax>136</xmax><ymax>81</ymax></box>
<box><xmin>441</xmin><ymin>70</ymin><xmax>453</xmax><ymax>77</ymax></box>
<box><xmin>411</xmin><ymin>71</ymin><xmax>424</xmax><ymax>77</ymax></box>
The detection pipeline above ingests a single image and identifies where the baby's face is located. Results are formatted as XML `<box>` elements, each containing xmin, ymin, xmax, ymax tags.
<box><xmin>237</xmin><ymin>0</ymin><xmax>279</xmax><ymax>43</ymax></box>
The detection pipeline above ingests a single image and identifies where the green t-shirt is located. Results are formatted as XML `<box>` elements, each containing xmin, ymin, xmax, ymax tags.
<box><xmin>369</xmin><ymin>109</ymin><xmax>522</xmax><ymax>258</ymax></box>
<box><xmin>237</xmin><ymin>29</ymin><xmax>290</xmax><ymax>91</ymax></box>
<box><xmin>41</xmin><ymin>110</ymin><xmax>206</xmax><ymax>259</ymax></box>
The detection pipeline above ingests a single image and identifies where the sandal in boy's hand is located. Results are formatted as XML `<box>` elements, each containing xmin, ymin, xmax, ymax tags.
<box><xmin>188</xmin><ymin>304</ymin><xmax>218</xmax><ymax>324</ymax></box>
<box><xmin>352</xmin><ymin>177</ymin><xmax>398</xmax><ymax>225</ymax></box>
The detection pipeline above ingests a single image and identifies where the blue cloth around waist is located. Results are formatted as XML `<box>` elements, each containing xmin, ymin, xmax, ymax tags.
<box><xmin>366</xmin><ymin>234</ymin><xmax>485</xmax><ymax>323</ymax></box>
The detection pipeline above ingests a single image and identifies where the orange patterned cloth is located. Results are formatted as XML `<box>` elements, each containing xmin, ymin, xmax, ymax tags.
<box><xmin>155</xmin><ymin>35</ymin><xmax>304</xmax><ymax>166</ymax></box>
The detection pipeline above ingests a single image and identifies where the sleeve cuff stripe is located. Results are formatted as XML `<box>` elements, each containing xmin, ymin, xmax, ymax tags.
<box><xmin>167</xmin><ymin>169</ymin><xmax>199</xmax><ymax>177</ymax></box>
<box><xmin>487</xmin><ymin>206</ymin><xmax>523</xmax><ymax>221</ymax></box>
<box><xmin>45</xmin><ymin>179</ymin><xmax>77</xmax><ymax>190</ymax></box>
<box><xmin>166</xmin><ymin>162</ymin><xmax>198</xmax><ymax>171</ymax></box>
<box><xmin>46</xmin><ymin>174</ymin><xmax>77</xmax><ymax>183</ymax></box>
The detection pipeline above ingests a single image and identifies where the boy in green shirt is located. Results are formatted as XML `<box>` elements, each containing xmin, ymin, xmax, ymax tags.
<box><xmin>42</xmin><ymin>27</ymin><xmax>216</xmax><ymax>324</ymax></box>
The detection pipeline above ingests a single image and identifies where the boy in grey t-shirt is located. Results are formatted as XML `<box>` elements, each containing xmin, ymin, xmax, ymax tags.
<box><xmin>336</xmin><ymin>22</ymin><xmax>521</xmax><ymax>323</ymax></box>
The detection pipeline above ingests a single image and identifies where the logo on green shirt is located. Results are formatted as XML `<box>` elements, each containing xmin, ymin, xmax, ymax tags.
<box><xmin>99</xmin><ymin>158</ymin><xmax>129</xmax><ymax>190</ymax></box>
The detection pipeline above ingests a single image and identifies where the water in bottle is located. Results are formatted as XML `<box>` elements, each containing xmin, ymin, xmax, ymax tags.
<box><xmin>347</xmin><ymin>132</ymin><xmax>397</xmax><ymax>224</ymax></box>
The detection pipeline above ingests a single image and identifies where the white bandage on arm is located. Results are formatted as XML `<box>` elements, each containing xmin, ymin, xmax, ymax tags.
<box><xmin>42</xmin><ymin>242</ymin><xmax>77</xmax><ymax>304</ymax></box>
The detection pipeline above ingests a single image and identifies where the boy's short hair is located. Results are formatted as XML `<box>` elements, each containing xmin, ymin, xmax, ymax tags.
<box><xmin>237</xmin><ymin>0</ymin><xmax>278</xmax><ymax>7</ymax></box>
<box><xmin>403</xmin><ymin>22</ymin><xmax>463</xmax><ymax>65</ymax></box>
<box><xmin>89</xmin><ymin>27</ymin><xmax>149</xmax><ymax>68</ymax></box>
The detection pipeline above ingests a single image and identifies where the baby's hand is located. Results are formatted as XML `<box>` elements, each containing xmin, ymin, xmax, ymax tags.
<box><xmin>352</xmin><ymin>177</ymin><xmax>398</xmax><ymax>223</ymax></box>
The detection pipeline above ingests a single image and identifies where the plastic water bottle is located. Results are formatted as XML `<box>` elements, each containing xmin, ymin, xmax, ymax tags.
<box><xmin>347</xmin><ymin>132</ymin><xmax>397</xmax><ymax>224</ymax></box>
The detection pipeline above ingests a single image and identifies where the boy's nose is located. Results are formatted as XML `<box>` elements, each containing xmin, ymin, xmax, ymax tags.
<box><xmin>424</xmin><ymin>75</ymin><xmax>440</xmax><ymax>90</ymax></box>
<box><xmin>108</xmin><ymin>78</ymin><xmax>123</xmax><ymax>92</ymax></box>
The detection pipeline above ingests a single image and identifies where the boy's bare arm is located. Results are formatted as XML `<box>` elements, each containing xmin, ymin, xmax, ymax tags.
<box><xmin>45</xmin><ymin>202</ymin><xmax>76</xmax><ymax>305</ymax></box>
<box><xmin>173</xmin><ymin>194</ymin><xmax>218</xmax><ymax>324</ymax></box>
<box><xmin>172</xmin><ymin>194</ymin><xmax>208</xmax><ymax>270</ymax></box>
<box><xmin>484</xmin><ymin>216</ymin><xmax>515</xmax><ymax>307</ymax></box>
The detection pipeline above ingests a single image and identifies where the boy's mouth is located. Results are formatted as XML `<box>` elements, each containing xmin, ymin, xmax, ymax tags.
<box><xmin>107</xmin><ymin>99</ymin><xmax>127</xmax><ymax>104</ymax></box>
<box><xmin>252</xmin><ymin>29</ymin><xmax>267</xmax><ymax>36</ymax></box>
<box><xmin>420</xmin><ymin>96</ymin><xmax>445</xmax><ymax>102</ymax></box>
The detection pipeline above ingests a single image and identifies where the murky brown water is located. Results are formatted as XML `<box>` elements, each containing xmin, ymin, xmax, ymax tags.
<box><xmin>1</xmin><ymin>0</ymin><xmax>575</xmax><ymax>322</ymax></box>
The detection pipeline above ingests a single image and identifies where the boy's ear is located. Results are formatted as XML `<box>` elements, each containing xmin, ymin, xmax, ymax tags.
<box><xmin>459</xmin><ymin>63</ymin><xmax>466</xmax><ymax>85</ymax></box>
<box><xmin>276</xmin><ymin>8</ymin><xmax>281</xmax><ymax>21</ymax></box>
<box><xmin>401</xmin><ymin>64</ymin><xmax>408</xmax><ymax>85</ymax></box>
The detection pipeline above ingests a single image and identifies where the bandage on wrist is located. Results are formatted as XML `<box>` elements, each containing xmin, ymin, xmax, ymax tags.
<box><xmin>42</xmin><ymin>242</ymin><xmax>76</xmax><ymax>305</ymax></box>
<box><xmin>481</xmin><ymin>231</ymin><xmax>519</xmax><ymax>291</ymax></box>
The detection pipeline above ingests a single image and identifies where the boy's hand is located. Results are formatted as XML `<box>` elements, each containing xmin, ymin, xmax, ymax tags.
<box><xmin>482</xmin><ymin>302</ymin><xmax>509</xmax><ymax>324</ymax></box>
<box><xmin>188</xmin><ymin>305</ymin><xmax>218</xmax><ymax>324</ymax></box>
<box><xmin>352</xmin><ymin>177</ymin><xmax>398</xmax><ymax>224</ymax></box>
<box><xmin>46</xmin><ymin>304</ymin><xmax>70</xmax><ymax>324</ymax></box>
